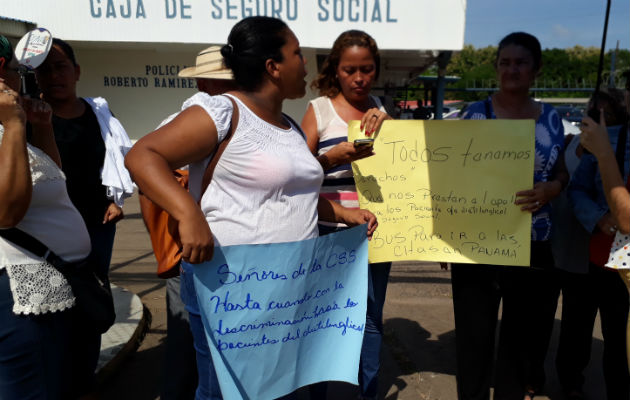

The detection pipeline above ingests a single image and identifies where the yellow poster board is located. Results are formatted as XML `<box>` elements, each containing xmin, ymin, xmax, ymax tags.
<box><xmin>348</xmin><ymin>120</ymin><xmax>534</xmax><ymax>266</ymax></box>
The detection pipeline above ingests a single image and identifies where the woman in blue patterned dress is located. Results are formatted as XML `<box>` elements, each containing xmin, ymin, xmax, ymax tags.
<box><xmin>451</xmin><ymin>32</ymin><xmax>568</xmax><ymax>400</ymax></box>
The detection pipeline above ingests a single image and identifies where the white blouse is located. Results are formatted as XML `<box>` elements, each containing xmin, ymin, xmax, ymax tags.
<box><xmin>185</xmin><ymin>93</ymin><xmax>324</xmax><ymax>247</ymax></box>
<box><xmin>0</xmin><ymin>126</ymin><xmax>91</xmax><ymax>314</ymax></box>
<box><xmin>310</xmin><ymin>95</ymin><xmax>385</xmax><ymax>228</ymax></box>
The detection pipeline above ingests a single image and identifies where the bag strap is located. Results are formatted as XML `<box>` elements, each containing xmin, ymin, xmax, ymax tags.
<box><xmin>615</xmin><ymin>122</ymin><xmax>628</xmax><ymax>176</ymax></box>
<box><xmin>282</xmin><ymin>112</ymin><xmax>306</xmax><ymax>139</ymax></box>
<box><xmin>0</xmin><ymin>227</ymin><xmax>64</xmax><ymax>267</ymax></box>
<box><xmin>197</xmin><ymin>97</ymin><xmax>302</xmax><ymax>195</ymax></box>
<box><xmin>200</xmin><ymin>95</ymin><xmax>240</xmax><ymax>197</ymax></box>
<box><xmin>483</xmin><ymin>98</ymin><xmax>493</xmax><ymax>119</ymax></box>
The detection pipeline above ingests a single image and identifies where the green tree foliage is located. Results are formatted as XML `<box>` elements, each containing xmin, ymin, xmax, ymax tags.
<box><xmin>444</xmin><ymin>45</ymin><xmax>630</xmax><ymax>101</ymax></box>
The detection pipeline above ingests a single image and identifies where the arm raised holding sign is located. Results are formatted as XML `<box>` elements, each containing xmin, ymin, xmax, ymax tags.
<box><xmin>564</xmin><ymin>88</ymin><xmax>630</xmax><ymax>397</ymax></box>
<box><xmin>579</xmin><ymin>109</ymin><xmax>630</xmax><ymax>234</ymax></box>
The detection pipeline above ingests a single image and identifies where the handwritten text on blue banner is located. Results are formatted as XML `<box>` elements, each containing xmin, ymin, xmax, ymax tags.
<box><xmin>192</xmin><ymin>225</ymin><xmax>369</xmax><ymax>400</ymax></box>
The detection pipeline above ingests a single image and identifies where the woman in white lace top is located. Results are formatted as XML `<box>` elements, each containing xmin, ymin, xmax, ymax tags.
<box><xmin>126</xmin><ymin>17</ymin><xmax>377</xmax><ymax>400</ymax></box>
<box><xmin>0</xmin><ymin>36</ymin><xmax>91</xmax><ymax>399</ymax></box>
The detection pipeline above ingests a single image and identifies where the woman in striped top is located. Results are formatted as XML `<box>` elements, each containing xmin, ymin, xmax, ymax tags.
<box><xmin>301</xmin><ymin>30</ymin><xmax>391</xmax><ymax>400</ymax></box>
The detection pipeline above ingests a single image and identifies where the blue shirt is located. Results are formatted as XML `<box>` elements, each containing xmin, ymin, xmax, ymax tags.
<box><xmin>568</xmin><ymin>125</ymin><xmax>630</xmax><ymax>233</ymax></box>
<box><xmin>461</xmin><ymin>98</ymin><xmax>565</xmax><ymax>241</ymax></box>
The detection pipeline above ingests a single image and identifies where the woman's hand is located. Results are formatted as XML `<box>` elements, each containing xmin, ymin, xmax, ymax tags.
<box><xmin>319</xmin><ymin>141</ymin><xmax>374</xmax><ymax>170</ymax></box>
<box><xmin>597</xmin><ymin>212</ymin><xmax>619</xmax><ymax>236</ymax></box>
<box><xmin>580</xmin><ymin>110</ymin><xmax>615</xmax><ymax>159</ymax></box>
<box><xmin>102</xmin><ymin>202</ymin><xmax>124</xmax><ymax>224</ymax></box>
<box><xmin>22</xmin><ymin>96</ymin><xmax>52</xmax><ymax>127</ymax></box>
<box><xmin>178</xmin><ymin>209</ymin><xmax>215</xmax><ymax>264</ymax></box>
<box><xmin>360</xmin><ymin>107</ymin><xmax>391</xmax><ymax>137</ymax></box>
<box><xmin>515</xmin><ymin>180</ymin><xmax>562</xmax><ymax>212</ymax></box>
<box><xmin>0</xmin><ymin>81</ymin><xmax>25</xmax><ymax>126</ymax></box>
<box><xmin>21</xmin><ymin>96</ymin><xmax>62</xmax><ymax>166</ymax></box>
<box><xmin>341</xmin><ymin>208</ymin><xmax>378</xmax><ymax>239</ymax></box>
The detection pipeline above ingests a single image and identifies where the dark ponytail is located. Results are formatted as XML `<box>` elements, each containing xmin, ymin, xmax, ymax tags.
<box><xmin>221</xmin><ymin>16</ymin><xmax>288</xmax><ymax>91</ymax></box>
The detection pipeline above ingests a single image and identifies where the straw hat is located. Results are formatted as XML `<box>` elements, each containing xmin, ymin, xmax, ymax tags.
<box><xmin>178</xmin><ymin>46</ymin><xmax>233</xmax><ymax>80</ymax></box>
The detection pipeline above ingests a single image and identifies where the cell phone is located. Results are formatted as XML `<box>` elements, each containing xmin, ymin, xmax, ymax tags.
<box><xmin>354</xmin><ymin>138</ymin><xmax>375</xmax><ymax>147</ymax></box>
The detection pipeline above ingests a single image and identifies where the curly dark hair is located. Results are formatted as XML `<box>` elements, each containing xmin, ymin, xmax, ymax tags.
<box><xmin>311</xmin><ymin>30</ymin><xmax>380</xmax><ymax>98</ymax></box>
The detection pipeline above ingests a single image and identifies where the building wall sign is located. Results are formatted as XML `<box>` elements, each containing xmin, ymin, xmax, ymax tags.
<box><xmin>75</xmin><ymin>47</ymin><xmax>321</xmax><ymax>140</ymax></box>
<box><xmin>1</xmin><ymin>0</ymin><xmax>466</xmax><ymax>50</ymax></box>
<box><xmin>103</xmin><ymin>64</ymin><xmax>198</xmax><ymax>89</ymax></box>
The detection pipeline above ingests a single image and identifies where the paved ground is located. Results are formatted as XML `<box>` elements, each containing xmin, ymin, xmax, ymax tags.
<box><xmin>96</xmin><ymin>284</ymin><xmax>144</xmax><ymax>376</ymax></box>
<box><xmin>96</xmin><ymin>194</ymin><xmax>606</xmax><ymax>399</ymax></box>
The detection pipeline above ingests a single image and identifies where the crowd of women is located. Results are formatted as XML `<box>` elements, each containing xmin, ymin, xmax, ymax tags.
<box><xmin>0</xmin><ymin>14</ymin><xmax>629</xmax><ymax>400</ymax></box>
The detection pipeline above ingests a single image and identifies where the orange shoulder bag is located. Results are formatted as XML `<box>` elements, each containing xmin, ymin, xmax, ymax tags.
<box><xmin>139</xmin><ymin>95</ymin><xmax>238</xmax><ymax>278</ymax></box>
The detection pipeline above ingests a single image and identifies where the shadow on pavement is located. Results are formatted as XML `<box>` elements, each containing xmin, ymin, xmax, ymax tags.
<box><xmin>383</xmin><ymin>318</ymin><xmax>456</xmax><ymax>377</ymax></box>
<box><xmin>97</xmin><ymin>342</ymin><xmax>164</xmax><ymax>400</ymax></box>
<box><xmin>109</xmin><ymin>251</ymin><xmax>155</xmax><ymax>272</ymax></box>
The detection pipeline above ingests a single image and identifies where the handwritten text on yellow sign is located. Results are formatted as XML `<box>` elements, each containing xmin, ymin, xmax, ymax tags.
<box><xmin>349</xmin><ymin>120</ymin><xmax>534</xmax><ymax>266</ymax></box>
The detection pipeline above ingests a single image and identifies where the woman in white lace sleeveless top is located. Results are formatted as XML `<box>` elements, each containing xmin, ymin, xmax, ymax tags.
<box><xmin>125</xmin><ymin>17</ymin><xmax>377</xmax><ymax>400</ymax></box>
<box><xmin>0</xmin><ymin>36</ymin><xmax>91</xmax><ymax>399</ymax></box>
<box><xmin>301</xmin><ymin>30</ymin><xmax>391</xmax><ymax>400</ymax></box>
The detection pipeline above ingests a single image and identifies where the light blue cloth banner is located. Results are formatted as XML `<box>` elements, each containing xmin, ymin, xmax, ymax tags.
<box><xmin>193</xmin><ymin>225</ymin><xmax>368</xmax><ymax>400</ymax></box>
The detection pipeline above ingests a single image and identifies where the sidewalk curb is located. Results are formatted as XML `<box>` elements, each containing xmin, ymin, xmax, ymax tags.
<box><xmin>96</xmin><ymin>290</ymin><xmax>152</xmax><ymax>386</ymax></box>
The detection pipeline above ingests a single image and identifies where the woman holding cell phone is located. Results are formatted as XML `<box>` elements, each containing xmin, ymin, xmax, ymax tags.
<box><xmin>301</xmin><ymin>29</ymin><xmax>391</xmax><ymax>400</ymax></box>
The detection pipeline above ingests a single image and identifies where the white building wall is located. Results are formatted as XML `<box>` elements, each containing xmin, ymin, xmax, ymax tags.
<box><xmin>1</xmin><ymin>0</ymin><xmax>466</xmax><ymax>50</ymax></box>
<box><xmin>2</xmin><ymin>0</ymin><xmax>466</xmax><ymax>139</ymax></box>
<box><xmin>75</xmin><ymin>46</ymin><xmax>319</xmax><ymax>139</ymax></box>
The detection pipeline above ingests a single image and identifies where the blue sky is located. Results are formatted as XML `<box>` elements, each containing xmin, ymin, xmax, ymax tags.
<box><xmin>465</xmin><ymin>0</ymin><xmax>629</xmax><ymax>50</ymax></box>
